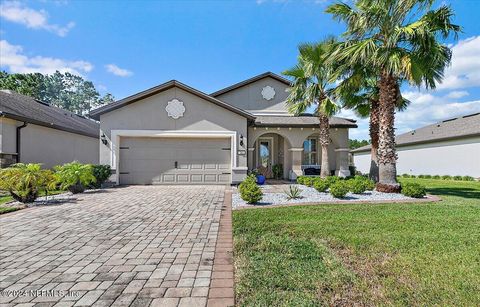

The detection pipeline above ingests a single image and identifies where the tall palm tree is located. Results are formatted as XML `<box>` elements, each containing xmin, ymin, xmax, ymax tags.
<box><xmin>283</xmin><ymin>40</ymin><xmax>339</xmax><ymax>178</ymax></box>
<box><xmin>326</xmin><ymin>0</ymin><xmax>460</xmax><ymax>192</ymax></box>
<box><xmin>335</xmin><ymin>66</ymin><xmax>410</xmax><ymax>182</ymax></box>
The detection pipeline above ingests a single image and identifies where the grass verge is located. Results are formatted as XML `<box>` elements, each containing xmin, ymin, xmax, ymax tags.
<box><xmin>233</xmin><ymin>179</ymin><xmax>480</xmax><ymax>306</ymax></box>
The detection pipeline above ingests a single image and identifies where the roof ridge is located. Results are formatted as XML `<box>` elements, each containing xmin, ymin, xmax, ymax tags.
<box><xmin>210</xmin><ymin>71</ymin><xmax>291</xmax><ymax>97</ymax></box>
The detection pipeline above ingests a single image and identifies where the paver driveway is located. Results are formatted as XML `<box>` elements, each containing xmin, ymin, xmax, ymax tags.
<box><xmin>0</xmin><ymin>185</ymin><xmax>229</xmax><ymax>307</ymax></box>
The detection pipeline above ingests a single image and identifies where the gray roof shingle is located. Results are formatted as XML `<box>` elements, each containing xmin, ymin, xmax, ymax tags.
<box><xmin>352</xmin><ymin>112</ymin><xmax>480</xmax><ymax>153</ymax></box>
<box><xmin>254</xmin><ymin>115</ymin><xmax>358</xmax><ymax>128</ymax></box>
<box><xmin>0</xmin><ymin>90</ymin><xmax>99</xmax><ymax>138</ymax></box>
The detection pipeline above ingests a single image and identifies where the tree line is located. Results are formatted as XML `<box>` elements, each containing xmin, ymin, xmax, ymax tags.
<box><xmin>284</xmin><ymin>0</ymin><xmax>460</xmax><ymax>192</ymax></box>
<box><xmin>0</xmin><ymin>71</ymin><xmax>115</xmax><ymax>115</ymax></box>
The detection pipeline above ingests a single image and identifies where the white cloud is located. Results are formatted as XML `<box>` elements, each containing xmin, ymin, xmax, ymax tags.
<box><xmin>437</xmin><ymin>36</ymin><xmax>480</xmax><ymax>90</ymax></box>
<box><xmin>0</xmin><ymin>1</ymin><xmax>75</xmax><ymax>37</ymax></box>
<box><xmin>339</xmin><ymin>91</ymin><xmax>480</xmax><ymax>140</ymax></box>
<box><xmin>445</xmin><ymin>90</ymin><xmax>469</xmax><ymax>99</ymax></box>
<box><xmin>0</xmin><ymin>39</ymin><xmax>93</xmax><ymax>75</ymax></box>
<box><xmin>105</xmin><ymin>64</ymin><xmax>133</xmax><ymax>77</ymax></box>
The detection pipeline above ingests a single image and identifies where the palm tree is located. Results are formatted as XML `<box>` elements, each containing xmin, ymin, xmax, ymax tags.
<box><xmin>283</xmin><ymin>40</ymin><xmax>339</xmax><ymax>178</ymax></box>
<box><xmin>326</xmin><ymin>0</ymin><xmax>460</xmax><ymax>192</ymax></box>
<box><xmin>335</xmin><ymin>66</ymin><xmax>410</xmax><ymax>182</ymax></box>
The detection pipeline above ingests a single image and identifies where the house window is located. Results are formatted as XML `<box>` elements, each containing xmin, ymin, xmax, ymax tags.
<box><xmin>303</xmin><ymin>138</ymin><xmax>317</xmax><ymax>165</ymax></box>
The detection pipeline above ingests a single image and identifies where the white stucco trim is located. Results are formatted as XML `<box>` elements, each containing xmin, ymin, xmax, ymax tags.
<box><xmin>334</xmin><ymin>148</ymin><xmax>350</xmax><ymax>152</ymax></box>
<box><xmin>288</xmin><ymin>147</ymin><xmax>304</xmax><ymax>152</ymax></box>
<box><xmin>110</xmin><ymin>130</ymin><xmax>238</xmax><ymax>185</ymax></box>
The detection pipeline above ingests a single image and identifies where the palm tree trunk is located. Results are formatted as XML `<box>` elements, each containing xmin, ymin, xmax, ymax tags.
<box><xmin>369</xmin><ymin>99</ymin><xmax>380</xmax><ymax>182</ymax></box>
<box><xmin>377</xmin><ymin>71</ymin><xmax>400</xmax><ymax>192</ymax></box>
<box><xmin>318</xmin><ymin>113</ymin><xmax>330</xmax><ymax>178</ymax></box>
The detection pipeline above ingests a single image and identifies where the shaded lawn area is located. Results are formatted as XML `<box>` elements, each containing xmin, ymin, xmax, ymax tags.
<box><xmin>233</xmin><ymin>179</ymin><xmax>480</xmax><ymax>306</ymax></box>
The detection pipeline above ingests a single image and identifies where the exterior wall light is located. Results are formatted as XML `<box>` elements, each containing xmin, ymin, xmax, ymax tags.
<box><xmin>240</xmin><ymin>134</ymin><xmax>244</xmax><ymax>147</ymax></box>
<box><xmin>101</xmin><ymin>134</ymin><xmax>108</xmax><ymax>145</ymax></box>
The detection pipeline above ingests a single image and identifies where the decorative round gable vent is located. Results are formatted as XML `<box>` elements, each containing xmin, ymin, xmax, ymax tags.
<box><xmin>166</xmin><ymin>99</ymin><xmax>186</xmax><ymax>119</ymax></box>
<box><xmin>261</xmin><ymin>85</ymin><xmax>275</xmax><ymax>101</ymax></box>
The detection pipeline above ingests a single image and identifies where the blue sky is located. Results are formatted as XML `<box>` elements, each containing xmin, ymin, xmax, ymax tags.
<box><xmin>1</xmin><ymin>0</ymin><xmax>479</xmax><ymax>139</ymax></box>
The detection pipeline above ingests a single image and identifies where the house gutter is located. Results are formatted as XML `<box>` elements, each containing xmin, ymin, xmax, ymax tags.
<box><xmin>16</xmin><ymin>122</ymin><xmax>28</xmax><ymax>163</ymax></box>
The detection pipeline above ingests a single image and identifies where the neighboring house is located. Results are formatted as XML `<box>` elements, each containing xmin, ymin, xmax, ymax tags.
<box><xmin>90</xmin><ymin>72</ymin><xmax>357</xmax><ymax>185</ymax></box>
<box><xmin>0</xmin><ymin>90</ymin><xmax>99</xmax><ymax>169</ymax></box>
<box><xmin>352</xmin><ymin>112</ymin><xmax>480</xmax><ymax>177</ymax></box>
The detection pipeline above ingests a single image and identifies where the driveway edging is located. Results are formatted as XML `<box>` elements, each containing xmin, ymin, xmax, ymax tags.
<box><xmin>207</xmin><ymin>187</ymin><xmax>235</xmax><ymax>307</ymax></box>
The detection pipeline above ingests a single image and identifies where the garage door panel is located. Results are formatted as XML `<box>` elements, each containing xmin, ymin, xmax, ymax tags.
<box><xmin>119</xmin><ymin>137</ymin><xmax>231</xmax><ymax>185</ymax></box>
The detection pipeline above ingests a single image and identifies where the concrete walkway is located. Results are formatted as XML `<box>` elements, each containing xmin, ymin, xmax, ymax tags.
<box><xmin>0</xmin><ymin>185</ymin><xmax>234</xmax><ymax>307</ymax></box>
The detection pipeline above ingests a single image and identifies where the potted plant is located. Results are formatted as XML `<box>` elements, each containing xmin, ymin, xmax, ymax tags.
<box><xmin>54</xmin><ymin>161</ymin><xmax>96</xmax><ymax>194</ymax></box>
<box><xmin>256</xmin><ymin>167</ymin><xmax>270</xmax><ymax>185</ymax></box>
<box><xmin>272</xmin><ymin>164</ymin><xmax>283</xmax><ymax>180</ymax></box>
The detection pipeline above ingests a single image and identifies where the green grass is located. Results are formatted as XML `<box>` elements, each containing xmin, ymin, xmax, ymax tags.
<box><xmin>233</xmin><ymin>179</ymin><xmax>480</xmax><ymax>306</ymax></box>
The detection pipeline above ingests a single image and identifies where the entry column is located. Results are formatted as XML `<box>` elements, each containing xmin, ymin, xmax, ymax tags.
<box><xmin>288</xmin><ymin>147</ymin><xmax>304</xmax><ymax>180</ymax></box>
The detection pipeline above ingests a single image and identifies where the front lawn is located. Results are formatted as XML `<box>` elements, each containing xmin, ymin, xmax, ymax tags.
<box><xmin>233</xmin><ymin>179</ymin><xmax>480</xmax><ymax>306</ymax></box>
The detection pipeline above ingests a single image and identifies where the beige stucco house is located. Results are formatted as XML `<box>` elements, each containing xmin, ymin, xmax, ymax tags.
<box><xmin>352</xmin><ymin>112</ymin><xmax>480</xmax><ymax>177</ymax></box>
<box><xmin>90</xmin><ymin>72</ymin><xmax>357</xmax><ymax>185</ymax></box>
<box><xmin>0</xmin><ymin>90</ymin><xmax>99</xmax><ymax>169</ymax></box>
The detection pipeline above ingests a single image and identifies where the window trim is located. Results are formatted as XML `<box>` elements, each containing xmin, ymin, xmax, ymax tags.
<box><xmin>303</xmin><ymin>137</ymin><xmax>318</xmax><ymax>165</ymax></box>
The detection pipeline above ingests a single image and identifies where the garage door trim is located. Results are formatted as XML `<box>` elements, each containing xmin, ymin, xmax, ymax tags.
<box><xmin>110</xmin><ymin>130</ymin><xmax>238</xmax><ymax>185</ymax></box>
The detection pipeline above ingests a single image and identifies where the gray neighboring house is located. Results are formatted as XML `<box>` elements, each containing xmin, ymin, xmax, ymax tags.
<box><xmin>90</xmin><ymin>72</ymin><xmax>357</xmax><ymax>185</ymax></box>
<box><xmin>352</xmin><ymin>112</ymin><xmax>480</xmax><ymax>177</ymax></box>
<box><xmin>0</xmin><ymin>90</ymin><xmax>99</xmax><ymax>168</ymax></box>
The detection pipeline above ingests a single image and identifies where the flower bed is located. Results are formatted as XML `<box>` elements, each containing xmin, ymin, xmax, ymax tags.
<box><xmin>232</xmin><ymin>184</ymin><xmax>420</xmax><ymax>209</ymax></box>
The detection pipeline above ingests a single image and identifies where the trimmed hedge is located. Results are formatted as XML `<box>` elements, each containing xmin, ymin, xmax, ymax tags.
<box><xmin>239</xmin><ymin>175</ymin><xmax>263</xmax><ymax>204</ymax></box>
<box><xmin>401</xmin><ymin>182</ymin><xmax>426</xmax><ymax>198</ymax></box>
<box><xmin>313</xmin><ymin>179</ymin><xmax>329</xmax><ymax>192</ymax></box>
<box><xmin>330</xmin><ymin>181</ymin><xmax>349</xmax><ymax>198</ymax></box>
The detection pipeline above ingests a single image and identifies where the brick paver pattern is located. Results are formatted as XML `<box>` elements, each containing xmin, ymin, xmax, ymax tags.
<box><xmin>0</xmin><ymin>185</ymin><xmax>227</xmax><ymax>307</ymax></box>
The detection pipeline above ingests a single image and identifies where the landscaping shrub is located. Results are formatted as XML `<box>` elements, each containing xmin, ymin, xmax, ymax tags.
<box><xmin>401</xmin><ymin>174</ymin><xmax>411</xmax><ymax>178</ymax></box>
<box><xmin>401</xmin><ymin>182</ymin><xmax>426</xmax><ymax>198</ymax></box>
<box><xmin>462</xmin><ymin>176</ymin><xmax>474</xmax><ymax>181</ymax></box>
<box><xmin>0</xmin><ymin>163</ymin><xmax>56</xmax><ymax>203</ymax></box>
<box><xmin>272</xmin><ymin>164</ymin><xmax>283</xmax><ymax>180</ymax></box>
<box><xmin>303</xmin><ymin>177</ymin><xmax>316</xmax><ymax>187</ymax></box>
<box><xmin>453</xmin><ymin>175</ymin><xmax>463</xmax><ymax>181</ymax></box>
<box><xmin>329</xmin><ymin>181</ymin><xmax>349</xmax><ymax>198</ymax></box>
<box><xmin>313</xmin><ymin>179</ymin><xmax>329</xmax><ymax>192</ymax></box>
<box><xmin>418</xmin><ymin>174</ymin><xmax>426</xmax><ymax>179</ymax></box>
<box><xmin>296</xmin><ymin>176</ymin><xmax>305</xmax><ymax>185</ymax></box>
<box><xmin>424</xmin><ymin>174</ymin><xmax>432</xmax><ymax>179</ymax></box>
<box><xmin>239</xmin><ymin>175</ymin><xmax>263</xmax><ymax>204</ymax></box>
<box><xmin>55</xmin><ymin>161</ymin><xmax>96</xmax><ymax>194</ymax></box>
<box><xmin>348</xmin><ymin>179</ymin><xmax>367</xmax><ymax>194</ymax></box>
<box><xmin>352</xmin><ymin>175</ymin><xmax>375</xmax><ymax>191</ymax></box>
<box><xmin>432</xmin><ymin>175</ymin><xmax>441</xmax><ymax>179</ymax></box>
<box><xmin>441</xmin><ymin>175</ymin><xmax>452</xmax><ymax>180</ymax></box>
<box><xmin>325</xmin><ymin>176</ymin><xmax>340</xmax><ymax>187</ymax></box>
<box><xmin>90</xmin><ymin>165</ymin><xmax>111</xmax><ymax>188</ymax></box>
<box><xmin>284</xmin><ymin>185</ymin><xmax>302</xmax><ymax>200</ymax></box>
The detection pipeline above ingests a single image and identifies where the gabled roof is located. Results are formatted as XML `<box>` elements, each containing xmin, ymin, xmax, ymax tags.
<box><xmin>210</xmin><ymin>72</ymin><xmax>292</xmax><ymax>97</ymax></box>
<box><xmin>0</xmin><ymin>90</ymin><xmax>99</xmax><ymax>138</ymax></box>
<box><xmin>89</xmin><ymin>80</ymin><xmax>255</xmax><ymax>120</ymax></box>
<box><xmin>254</xmin><ymin>115</ymin><xmax>358</xmax><ymax>128</ymax></box>
<box><xmin>352</xmin><ymin>112</ymin><xmax>480</xmax><ymax>153</ymax></box>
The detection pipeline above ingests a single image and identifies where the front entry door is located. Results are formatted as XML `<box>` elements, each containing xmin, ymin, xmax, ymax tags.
<box><xmin>258</xmin><ymin>138</ymin><xmax>273</xmax><ymax>178</ymax></box>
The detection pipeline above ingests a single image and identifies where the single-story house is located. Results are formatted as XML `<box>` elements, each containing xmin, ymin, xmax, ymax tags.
<box><xmin>352</xmin><ymin>112</ymin><xmax>480</xmax><ymax>177</ymax></box>
<box><xmin>89</xmin><ymin>72</ymin><xmax>357</xmax><ymax>185</ymax></box>
<box><xmin>0</xmin><ymin>90</ymin><xmax>99</xmax><ymax>169</ymax></box>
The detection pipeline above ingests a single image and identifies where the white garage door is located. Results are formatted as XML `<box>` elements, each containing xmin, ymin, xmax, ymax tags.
<box><xmin>119</xmin><ymin>137</ymin><xmax>231</xmax><ymax>185</ymax></box>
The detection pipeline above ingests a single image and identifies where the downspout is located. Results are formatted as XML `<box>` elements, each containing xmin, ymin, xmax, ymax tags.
<box><xmin>16</xmin><ymin>122</ymin><xmax>28</xmax><ymax>163</ymax></box>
